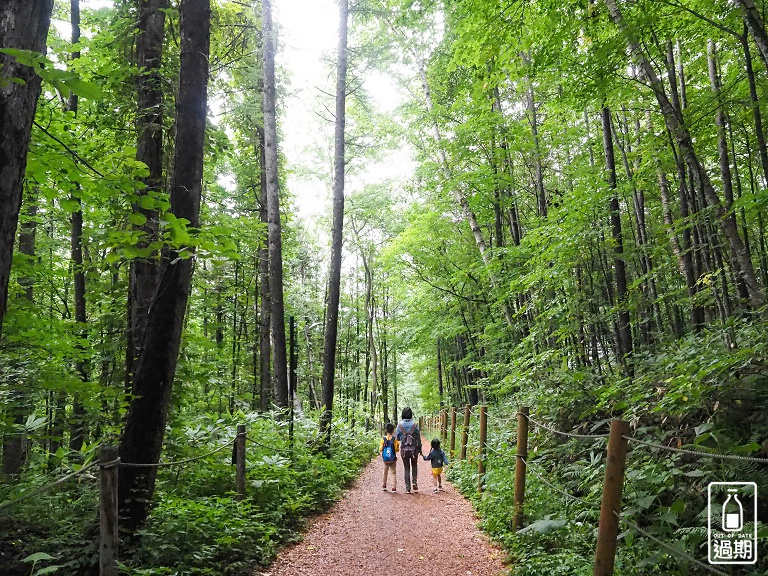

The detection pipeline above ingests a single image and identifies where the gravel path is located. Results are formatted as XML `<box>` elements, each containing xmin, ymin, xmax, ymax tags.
<box><xmin>257</xmin><ymin>441</ymin><xmax>507</xmax><ymax>576</ymax></box>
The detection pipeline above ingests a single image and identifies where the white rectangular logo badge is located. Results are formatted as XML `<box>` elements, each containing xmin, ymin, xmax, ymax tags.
<box><xmin>708</xmin><ymin>482</ymin><xmax>757</xmax><ymax>564</ymax></box>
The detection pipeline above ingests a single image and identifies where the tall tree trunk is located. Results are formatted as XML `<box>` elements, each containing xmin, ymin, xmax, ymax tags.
<box><xmin>68</xmin><ymin>0</ymin><xmax>88</xmax><ymax>453</ymax></box>
<box><xmin>665</xmin><ymin>43</ymin><xmax>704</xmax><ymax>329</ymax></box>
<box><xmin>742</xmin><ymin>28</ymin><xmax>768</xmax><ymax>187</ymax></box>
<box><xmin>601</xmin><ymin>106</ymin><xmax>633</xmax><ymax>374</ymax></box>
<box><xmin>304</xmin><ymin>320</ymin><xmax>320</xmax><ymax>409</ymax></box>
<box><xmin>437</xmin><ymin>338</ymin><xmax>444</xmax><ymax>408</ymax></box>
<box><xmin>526</xmin><ymin>79</ymin><xmax>547</xmax><ymax>218</ymax></box>
<box><xmin>127</xmin><ymin>0</ymin><xmax>168</xmax><ymax>390</ymax></box>
<box><xmin>117</xmin><ymin>0</ymin><xmax>210</xmax><ymax>531</ymax></box>
<box><xmin>391</xmin><ymin>349</ymin><xmax>398</xmax><ymax>424</ymax></box>
<box><xmin>417</xmin><ymin>61</ymin><xmax>514</xmax><ymax>326</ymax></box>
<box><xmin>262</xmin><ymin>0</ymin><xmax>289</xmax><ymax>408</ymax></box>
<box><xmin>0</xmin><ymin>0</ymin><xmax>54</xmax><ymax>338</ymax></box>
<box><xmin>1</xmin><ymin>189</ymin><xmax>38</xmax><ymax>475</ymax></box>
<box><xmin>605</xmin><ymin>0</ymin><xmax>767</xmax><ymax>315</ymax></box>
<box><xmin>708</xmin><ymin>39</ymin><xmax>751</xmax><ymax>308</ymax></box>
<box><xmin>319</xmin><ymin>0</ymin><xmax>348</xmax><ymax>442</ymax></box>
<box><xmin>737</xmin><ymin>0</ymin><xmax>768</xmax><ymax>75</ymax></box>
<box><xmin>255</xmin><ymin>125</ymin><xmax>271</xmax><ymax>412</ymax></box>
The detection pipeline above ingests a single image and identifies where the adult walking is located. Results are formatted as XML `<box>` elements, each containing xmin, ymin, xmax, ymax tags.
<box><xmin>396</xmin><ymin>407</ymin><xmax>422</xmax><ymax>493</ymax></box>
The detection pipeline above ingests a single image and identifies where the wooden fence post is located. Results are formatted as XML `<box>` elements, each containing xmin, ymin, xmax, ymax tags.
<box><xmin>593</xmin><ymin>419</ymin><xmax>630</xmax><ymax>576</ymax></box>
<box><xmin>460</xmin><ymin>404</ymin><xmax>470</xmax><ymax>460</ymax></box>
<box><xmin>99</xmin><ymin>445</ymin><xmax>118</xmax><ymax>576</ymax></box>
<box><xmin>478</xmin><ymin>406</ymin><xmax>487</xmax><ymax>493</ymax></box>
<box><xmin>440</xmin><ymin>409</ymin><xmax>447</xmax><ymax>443</ymax></box>
<box><xmin>513</xmin><ymin>406</ymin><xmax>529</xmax><ymax>531</ymax></box>
<box><xmin>235</xmin><ymin>424</ymin><xmax>246</xmax><ymax>502</ymax></box>
<box><xmin>449</xmin><ymin>406</ymin><xmax>457</xmax><ymax>459</ymax></box>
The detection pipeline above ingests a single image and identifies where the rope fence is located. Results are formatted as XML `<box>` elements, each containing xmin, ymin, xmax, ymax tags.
<box><xmin>525</xmin><ymin>414</ymin><xmax>610</xmax><ymax>440</ymax></box>
<box><xmin>0</xmin><ymin>421</ymin><xmax>316</xmax><ymax>576</ymax></box>
<box><xmin>519</xmin><ymin>456</ymin><xmax>600</xmax><ymax>508</ymax></box>
<box><xmin>119</xmin><ymin>437</ymin><xmax>235</xmax><ymax>468</ymax></box>
<box><xmin>0</xmin><ymin>459</ymin><xmax>100</xmax><ymax>512</ymax></box>
<box><xmin>244</xmin><ymin>435</ymin><xmax>293</xmax><ymax>455</ymax></box>
<box><xmin>613</xmin><ymin>511</ymin><xmax>729</xmax><ymax>576</ymax></box>
<box><xmin>623</xmin><ymin>434</ymin><xmax>768</xmax><ymax>464</ymax></box>
<box><xmin>423</xmin><ymin>405</ymin><xmax>765</xmax><ymax>576</ymax></box>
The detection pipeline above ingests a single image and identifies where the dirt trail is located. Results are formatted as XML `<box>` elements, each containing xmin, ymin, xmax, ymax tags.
<box><xmin>257</xmin><ymin>439</ymin><xmax>507</xmax><ymax>576</ymax></box>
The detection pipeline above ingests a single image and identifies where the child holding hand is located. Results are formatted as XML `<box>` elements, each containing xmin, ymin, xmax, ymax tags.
<box><xmin>379</xmin><ymin>422</ymin><xmax>400</xmax><ymax>492</ymax></box>
<box><xmin>423</xmin><ymin>438</ymin><xmax>448</xmax><ymax>493</ymax></box>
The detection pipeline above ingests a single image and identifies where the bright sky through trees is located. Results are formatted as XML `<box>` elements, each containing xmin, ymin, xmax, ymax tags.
<box><xmin>277</xmin><ymin>0</ymin><xmax>414</xmax><ymax>221</ymax></box>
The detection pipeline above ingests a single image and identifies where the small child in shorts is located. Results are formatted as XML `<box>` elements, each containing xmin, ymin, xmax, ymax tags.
<box><xmin>379</xmin><ymin>422</ymin><xmax>400</xmax><ymax>492</ymax></box>
<box><xmin>423</xmin><ymin>438</ymin><xmax>448</xmax><ymax>493</ymax></box>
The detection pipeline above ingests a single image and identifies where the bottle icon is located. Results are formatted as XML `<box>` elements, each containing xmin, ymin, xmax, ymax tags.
<box><xmin>722</xmin><ymin>489</ymin><xmax>743</xmax><ymax>532</ymax></box>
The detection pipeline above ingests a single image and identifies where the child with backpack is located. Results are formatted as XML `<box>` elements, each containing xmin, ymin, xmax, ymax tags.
<box><xmin>423</xmin><ymin>438</ymin><xmax>448</xmax><ymax>493</ymax></box>
<box><xmin>379</xmin><ymin>422</ymin><xmax>400</xmax><ymax>492</ymax></box>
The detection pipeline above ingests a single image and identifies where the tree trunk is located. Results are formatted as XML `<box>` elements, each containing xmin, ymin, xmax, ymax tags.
<box><xmin>117</xmin><ymin>0</ymin><xmax>210</xmax><ymax>531</ymax></box>
<box><xmin>437</xmin><ymin>338</ymin><xmax>444</xmax><ymax>408</ymax></box>
<box><xmin>254</xmin><ymin>124</ymin><xmax>271</xmax><ymax>412</ymax></box>
<box><xmin>737</xmin><ymin>0</ymin><xmax>768</xmax><ymax>75</ymax></box>
<box><xmin>304</xmin><ymin>320</ymin><xmax>320</xmax><ymax>409</ymax></box>
<box><xmin>526</xmin><ymin>79</ymin><xmax>547</xmax><ymax>218</ymax></box>
<box><xmin>262</xmin><ymin>0</ymin><xmax>289</xmax><ymax>408</ymax></box>
<box><xmin>417</xmin><ymin>61</ymin><xmax>514</xmax><ymax>326</ymax></box>
<box><xmin>1</xmin><ymin>189</ymin><xmax>38</xmax><ymax>475</ymax></box>
<box><xmin>742</xmin><ymin>29</ymin><xmax>768</xmax><ymax>187</ymax></box>
<box><xmin>68</xmin><ymin>0</ymin><xmax>88</xmax><ymax>454</ymax></box>
<box><xmin>604</xmin><ymin>0</ymin><xmax>767</xmax><ymax>315</ymax></box>
<box><xmin>319</xmin><ymin>0</ymin><xmax>347</xmax><ymax>442</ymax></box>
<box><xmin>601</xmin><ymin>106</ymin><xmax>633</xmax><ymax>374</ymax></box>
<box><xmin>127</xmin><ymin>0</ymin><xmax>168</xmax><ymax>390</ymax></box>
<box><xmin>708</xmin><ymin>39</ymin><xmax>751</xmax><ymax>307</ymax></box>
<box><xmin>0</xmin><ymin>0</ymin><xmax>54</xmax><ymax>338</ymax></box>
<box><xmin>664</xmin><ymin>43</ymin><xmax>704</xmax><ymax>329</ymax></box>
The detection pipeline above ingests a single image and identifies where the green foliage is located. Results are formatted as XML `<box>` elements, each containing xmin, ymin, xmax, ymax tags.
<box><xmin>1</xmin><ymin>414</ymin><xmax>376</xmax><ymax>576</ymax></box>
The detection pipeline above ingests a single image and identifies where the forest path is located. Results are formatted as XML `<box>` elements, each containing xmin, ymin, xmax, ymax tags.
<box><xmin>257</xmin><ymin>438</ymin><xmax>507</xmax><ymax>576</ymax></box>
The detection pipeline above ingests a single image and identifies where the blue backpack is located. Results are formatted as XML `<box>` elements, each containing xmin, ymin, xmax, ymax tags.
<box><xmin>382</xmin><ymin>436</ymin><xmax>396</xmax><ymax>463</ymax></box>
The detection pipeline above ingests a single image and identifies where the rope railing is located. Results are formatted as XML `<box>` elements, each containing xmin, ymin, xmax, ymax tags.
<box><xmin>613</xmin><ymin>511</ymin><xmax>729</xmax><ymax>576</ymax></box>
<box><xmin>436</xmin><ymin>404</ymin><xmax>764</xmax><ymax>575</ymax></box>
<box><xmin>1</xmin><ymin>417</ymin><xmax>359</xmax><ymax>576</ymax></box>
<box><xmin>524</xmin><ymin>413</ymin><xmax>610</xmax><ymax>440</ymax></box>
<box><xmin>119</xmin><ymin>437</ymin><xmax>235</xmax><ymax>468</ymax></box>
<box><xmin>519</xmin><ymin>456</ymin><xmax>600</xmax><ymax>509</ymax></box>
<box><xmin>244</xmin><ymin>435</ymin><xmax>293</xmax><ymax>454</ymax></box>
<box><xmin>0</xmin><ymin>460</ymin><xmax>100</xmax><ymax>512</ymax></box>
<box><xmin>623</xmin><ymin>434</ymin><xmax>768</xmax><ymax>464</ymax></box>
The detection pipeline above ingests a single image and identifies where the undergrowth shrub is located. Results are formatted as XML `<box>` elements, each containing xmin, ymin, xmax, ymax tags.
<box><xmin>448</xmin><ymin>321</ymin><xmax>768</xmax><ymax>575</ymax></box>
<box><xmin>0</xmin><ymin>412</ymin><xmax>376</xmax><ymax>576</ymax></box>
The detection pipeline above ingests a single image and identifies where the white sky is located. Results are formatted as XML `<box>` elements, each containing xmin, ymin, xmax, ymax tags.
<box><xmin>276</xmin><ymin>0</ymin><xmax>415</xmax><ymax>223</ymax></box>
<box><xmin>74</xmin><ymin>0</ymin><xmax>415</xmax><ymax>226</ymax></box>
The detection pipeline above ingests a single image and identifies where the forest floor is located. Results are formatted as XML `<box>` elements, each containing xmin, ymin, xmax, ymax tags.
<box><xmin>256</xmin><ymin>438</ymin><xmax>507</xmax><ymax>576</ymax></box>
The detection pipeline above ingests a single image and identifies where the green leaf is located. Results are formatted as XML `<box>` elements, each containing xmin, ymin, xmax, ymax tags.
<box><xmin>128</xmin><ymin>212</ymin><xmax>148</xmax><ymax>226</ymax></box>
<box><xmin>34</xmin><ymin>566</ymin><xmax>64</xmax><ymax>576</ymax></box>
<box><xmin>138</xmin><ymin>195</ymin><xmax>157</xmax><ymax>210</ymax></box>
<box><xmin>517</xmin><ymin>519</ymin><xmax>567</xmax><ymax>534</ymax></box>
<box><xmin>64</xmin><ymin>78</ymin><xmax>102</xmax><ymax>100</ymax></box>
<box><xmin>694</xmin><ymin>423</ymin><xmax>714</xmax><ymax>436</ymax></box>
<box><xmin>22</xmin><ymin>552</ymin><xmax>55</xmax><ymax>564</ymax></box>
<box><xmin>59</xmin><ymin>198</ymin><xmax>81</xmax><ymax>213</ymax></box>
<box><xmin>0</xmin><ymin>48</ymin><xmax>44</xmax><ymax>68</ymax></box>
<box><xmin>24</xmin><ymin>414</ymin><xmax>47</xmax><ymax>433</ymax></box>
